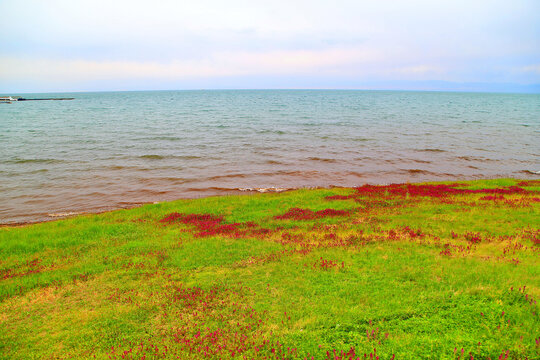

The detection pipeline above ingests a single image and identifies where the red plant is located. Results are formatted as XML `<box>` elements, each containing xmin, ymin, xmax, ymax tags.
<box><xmin>274</xmin><ymin>207</ymin><xmax>348</xmax><ymax>221</ymax></box>
<box><xmin>479</xmin><ymin>195</ymin><xmax>505</xmax><ymax>201</ymax></box>
<box><xmin>106</xmin><ymin>284</ymin><xmax>290</xmax><ymax>359</ymax></box>
<box><xmin>312</xmin><ymin>257</ymin><xmax>344</xmax><ymax>271</ymax></box>
<box><xmin>159</xmin><ymin>212</ymin><xmax>274</xmax><ymax>239</ymax></box>
<box><xmin>402</xmin><ymin>226</ymin><xmax>424</xmax><ymax>238</ymax></box>
<box><xmin>464</xmin><ymin>232</ymin><xmax>482</xmax><ymax>244</ymax></box>
<box><xmin>322</xmin><ymin>346</ymin><xmax>392</xmax><ymax>360</ymax></box>
<box><xmin>1</xmin><ymin>258</ymin><xmax>46</xmax><ymax>281</ymax></box>
<box><xmin>325</xmin><ymin>183</ymin><xmax>534</xmax><ymax>202</ymax></box>
<box><xmin>326</xmin><ymin>194</ymin><xmax>356</xmax><ymax>201</ymax></box>
<box><xmin>517</xmin><ymin>180</ymin><xmax>540</xmax><ymax>187</ymax></box>
<box><xmin>521</xmin><ymin>228</ymin><xmax>540</xmax><ymax>245</ymax></box>
<box><xmin>440</xmin><ymin>243</ymin><xmax>474</xmax><ymax>257</ymax></box>
<box><xmin>440</xmin><ymin>247</ymin><xmax>452</xmax><ymax>256</ymax></box>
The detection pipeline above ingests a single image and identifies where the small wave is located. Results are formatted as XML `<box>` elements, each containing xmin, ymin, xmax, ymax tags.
<box><xmin>205</xmin><ymin>173</ymin><xmax>248</xmax><ymax>181</ymax></box>
<box><xmin>179</xmin><ymin>155</ymin><xmax>204</xmax><ymax>160</ymax></box>
<box><xmin>122</xmin><ymin>188</ymin><xmax>170</xmax><ymax>196</ymax></box>
<box><xmin>148</xmin><ymin>136</ymin><xmax>183</xmax><ymax>141</ymax></box>
<box><xmin>238</xmin><ymin>187</ymin><xmax>290</xmax><ymax>193</ymax></box>
<box><xmin>307</xmin><ymin>157</ymin><xmax>337</xmax><ymax>163</ymax></box>
<box><xmin>522</xmin><ymin>170</ymin><xmax>540</xmax><ymax>175</ymax></box>
<box><xmin>48</xmin><ymin>211</ymin><xmax>82</xmax><ymax>218</ymax></box>
<box><xmin>404</xmin><ymin>169</ymin><xmax>430</xmax><ymax>174</ymax></box>
<box><xmin>136</xmin><ymin>176</ymin><xmax>190</xmax><ymax>185</ymax></box>
<box><xmin>107</xmin><ymin>165</ymin><xmax>133</xmax><ymax>170</ymax></box>
<box><xmin>204</xmin><ymin>170</ymin><xmax>322</xmax><ymax>182</ymax></box>
<box><xmin>400</xmin><ymin>169</ymin><xmax>460</xmax><ymax>178</ymax></box>
<box><xmin>274</xmin><ymin>170</ymin><xmax>320</xmax><ymax>177</ymax></box>
<box><xmin>139</xmin><ymin>155</ymin><xmax>166</xmax><ymax>160</ymax></box>
<box><xmin>184</xmin><ymin>186</ymin><xmax>243</xmax><ymax>193</ymax></box>
<box><xmin>456</xmin><ymin>155</ymin><xmax>497</xmax><ymax>162</ymax></box>
<box><xmin>138</xmin><ymin>154</ymin><xmax>203</xmax><ymax>161</ymax></box>
<box><xmin>106</xmin><ymin>164</ymin><xmax>186</xmax><ymax>172</ymax></box>
<box><xmin>265</xmin><ymin>159</ymin><xmax>285</xmax><ymax>165</ymax></box>
<box><xmin>412</xmin><ymin>159</ymin><xmax>432</xmax><ymax>164</ymax></box>
<box><xmin>457</xmin><ymin>155</ymin><xmax>477</xmax><ymax>161</ymax></box>
<box><xmin>6</xmin><ymin>158</ymin><xmax>64</xmax><ymax>164</ymax></box>
<box><xmin>117</xmin><ymin>201</ymin><xmax>148</xmax><ymax>206</ymax></box>
<box><xmin>417</xmin><ymin>148</ymin><xmax>446</xmax><ymax>153</ymax></box>
<box><xmin>84</xmin><ymin>191</ymin><xmax>108</xmax><ymax>197</ymax></box>
<box><xmin>258</xmin><ymin>129</ymin><xmax>286</xmax><ymax>135</ymax></box>
<box><xmin>26</xmin><ymin>169</ymin><xmax>49</xmax><ymax>174</ymax></box>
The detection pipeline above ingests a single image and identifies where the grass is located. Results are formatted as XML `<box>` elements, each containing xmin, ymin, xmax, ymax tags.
<box><xmin>0</xmin><ymin>178</ymin><xmax>538</xmax><ymax>359</ymax></box>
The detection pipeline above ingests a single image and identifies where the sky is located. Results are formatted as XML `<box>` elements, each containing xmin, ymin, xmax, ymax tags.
<box><xmin>1</xmin><ymin>0</ymin><xmax>539</xmax><ymax>93</ymax></box>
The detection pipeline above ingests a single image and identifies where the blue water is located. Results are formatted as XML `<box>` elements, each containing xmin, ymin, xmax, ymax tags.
<box><xmin>1</xmin><ymin>90</ymin><xmax>539</xmax><ymax>224</ymax></box>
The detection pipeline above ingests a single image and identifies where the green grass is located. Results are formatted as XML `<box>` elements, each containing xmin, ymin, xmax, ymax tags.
<box><xmin>0</xmin><ymin>179</ymin><xmax>538</xmax><ymax>359</ymax></box>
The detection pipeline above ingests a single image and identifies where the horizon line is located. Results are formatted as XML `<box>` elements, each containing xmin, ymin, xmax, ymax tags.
<box><xmin>3</xmin><ymin>86</ymin><xmax>540</xmax><ymax>96</ymax></box>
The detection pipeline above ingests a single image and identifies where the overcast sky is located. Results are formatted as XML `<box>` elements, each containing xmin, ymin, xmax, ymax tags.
<box><xmin>1</xmin><ymin>0</ymin><xmax>539</xmax><ymax>93</ymax></box>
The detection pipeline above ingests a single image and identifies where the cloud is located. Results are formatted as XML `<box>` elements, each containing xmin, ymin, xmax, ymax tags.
<box><xmin>0</xmin><ymin>47</ymin><xmax>383</xmax><ymax>82</ymax></box>
<box><xmin>1</xmin><ymin>0</ymin><xmax>539</xmax><ymax>91</ymax></box>
<box><xmin>394</xmin><ymin>65</ymin><xmax>445</xmax><ymax>75</ymax></box>
<box><xmin>517</xmin><ymin>65</ymin><xmax>540</xmax><ymax>74</ymax></box>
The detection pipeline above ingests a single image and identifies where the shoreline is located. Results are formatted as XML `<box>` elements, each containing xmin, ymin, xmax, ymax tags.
<box><xmin>0</xmin><ymin>187</ymin><xmax>298</xmax><ymax>227</ymax></box>
<box><xmin>2</xmin><ymin>177</ymin><xmax>537</xmax><ymax>228</ymax></box>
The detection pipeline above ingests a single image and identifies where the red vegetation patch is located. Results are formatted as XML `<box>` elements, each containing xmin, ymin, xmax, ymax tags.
<box><xmin>355</xmin><ymin>183</ymin><xmax>466</xmax><ymax>198</ymax></box>
<box><xmin>479</xmin><ymin>195</ymin><xmax>505</xmax><ymax>201</ymax></box>
<box><xmin>322</xmin><ymin>346</ymin><xmax>392</xmax><ymax>360</ymax></box>
<box><xmin>517</xmin><ymin>180</ymin><xmax>540</xmax><ymax>187</ymax></box>
<box><xmin>401</xmin><ymin>226</ymin><xmax>424</xmax><ymax>239</ymax></box>
<box><xmin>1</xmin><ymin>258</ymin><xmax>46</xmax><ymax>281</ymax></box>
<box><xmin>439</xmin><ymin>243</ymin><xmax>475</xmax><ymax>257</ymax></box>
<box><xmin>106</xmin><ymin>284</ymin><xmax>296</xmax><ymax>359</ymax></box>
<box><xmin>464</xmin><ymin>232</ymin><xmax>482</xmax><ymax>244</ymax></box>
<box><xmin>474</xmin><ymin>186</ymin><xmax>528</xmax><ymax>195</ymax></box>
<box><xmin>326</xmin><ymin>183</ymin><xmax>534</xmax><ymax>202</ymax></box>
<box><xmin>107</xmin><ymin>288</ymin><xmax>140</xmax><ymax>304</ymax></box>
<box><xmin>326</xmin><ymin>194</ymin><xmax>356</xmax><ymax>201</ymax></box>
<box><xmin>278</xmin><ymin>229</ymin><xmax>360</xmax><ymax>251</ymax></box>
<box><xmin>385</xmin><ymin>227</ymin><xmax>425</xmax><ymax>241</ymax></box>
<box><xmin>160</xmin><ymin>212</ymin><xmax>223</xmax><ymax>226</ymax></box>
<box><xmin>522</xmin><ymin>228</ymin><xmax>540</xmax><ymax>245</ymax></box>
<box><xmin>439</xmin><ymin>248</ymin><xmax>452</xmax><ymax>257</ymax></box>
<box><xmin>274</xmin><ymin>207</ymin><xmax>348</xmax><ymax>221</ymax></box>
<box><xmin>502</xmin><ymin>242</ymin><xmax>527</xmax><ymax>256</ymax></box>
<box><xmin>308</xmin><ymin>257</ymin><xmax>344</xmax><ymax>271</ymax></box>
<box><xmin>160</xmin><ymin>212</ymin><xmax>273</xmax><ymax>239</ymax></box>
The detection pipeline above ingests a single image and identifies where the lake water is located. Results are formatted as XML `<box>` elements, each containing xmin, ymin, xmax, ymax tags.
<box><xmin>1</xmin><ymin>90</ymin><xmax>539</xmax><ymax>224</ymax></box>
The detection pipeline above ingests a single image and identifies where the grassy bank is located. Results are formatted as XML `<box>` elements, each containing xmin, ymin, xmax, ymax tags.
<box><xmin>1</xmin><ymin>179</ymin><xmax>539</xmax><ymax>359</ymax></box>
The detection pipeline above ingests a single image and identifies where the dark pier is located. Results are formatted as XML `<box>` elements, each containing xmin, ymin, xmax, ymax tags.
<box><xmin>1</xmin><ymin>96</ymin><xmax>74</xmax><ymax>103</ymax></box>
<box><xmin>17</xmin><ymin>97</ymin><xmax>75</xmax><ymax>101</ymax></box>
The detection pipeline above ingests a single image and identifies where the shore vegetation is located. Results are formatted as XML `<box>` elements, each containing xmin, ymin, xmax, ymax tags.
<box><xmin>1</xmin><ymin>179</ymin><xmax>539</xmax><ymax>359</ymax></box>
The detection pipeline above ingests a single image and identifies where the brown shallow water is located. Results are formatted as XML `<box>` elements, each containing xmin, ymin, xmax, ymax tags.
<box><xmin>1</xmin><ymin>90</ymin><xmax>539</xmax><ymax>224</ymax></box>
